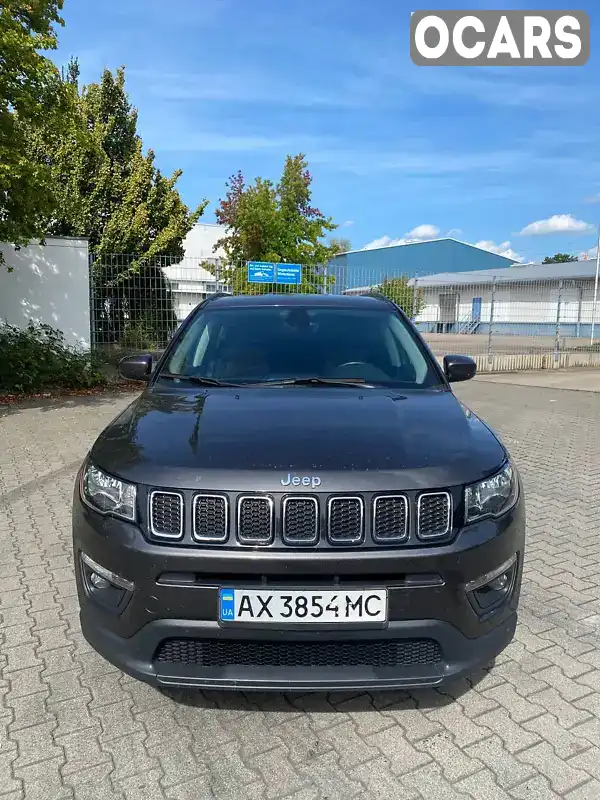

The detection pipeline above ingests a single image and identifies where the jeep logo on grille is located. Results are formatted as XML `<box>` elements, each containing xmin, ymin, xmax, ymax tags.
<box><xmin>281</xmin><ymin>473</ymin><xmax>322</xmax><ymax>488</ymax></box>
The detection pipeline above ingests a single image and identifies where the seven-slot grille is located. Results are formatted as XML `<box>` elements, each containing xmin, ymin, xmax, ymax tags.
<box><xmin>149</xmin><ymin>491</ymin><xmax>183</xmax><ymax>539</ymax></box>
<box><xmin>417</xmin><ymin>492</ymin><xmax>452</xmax><ymax>539</ymax></box>
<box><xmin>237</xmin><ymin>496</ymin><xmax>274</xmax><ymax>545</ymax></box>
<box><xmin>146</xmin><ymin>490</ymin><xmax>455</xmax><ymax>545</ymax></box>
<box><xmin>282</xmin><ymin>497</ymin><xmax>319</xmax><ymax>544</ymax></box>
<box><xmin>193</xmin><ymin>494</ymin><xmax>228</xmax><ymax>542</ymax></box>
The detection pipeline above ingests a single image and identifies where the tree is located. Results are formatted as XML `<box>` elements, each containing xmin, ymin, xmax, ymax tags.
<box><xmin>329</xmin><ymin>237</ymin><xmax>352</xmax><ymax>255</ymax></box>
<box><xmin>212</xmin><ymin>154</ymin><xmax>339</xmax><ymax>294</ymax></box>
<box><xmin>26</xmin><ymin>63</ymin><xmax>207</xmax><ymax>347</ymax></box>
<box><xmin>377</xmin><ymin>276</ymin><xmax>425</xmax><ymax>319</ymax></box>
<box><xmin>543</xmin><ymin>253</ymin><xmax>577</xmax><ymax>264</ymax></box>
<box><xmin>0</xmin><ymin>0</ymin><xmax>71</xmax><ymax>268</ymax></box>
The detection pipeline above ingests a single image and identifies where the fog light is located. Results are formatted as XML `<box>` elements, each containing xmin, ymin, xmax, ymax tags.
<box><xmin>488</xmin><ymin>574</ymin><xmax>509</xmax><ymax>592</ymax></box>
<box><xmin>80</xmin><ymin>552</ymin><xmax>135</xmax><ymax>591</ymax></box>
<box><xmin>90</xmin><ymin>572</ymin><xmax>111</xmax><ymax>590</ymax></box>
<box><xmin>80</xmin><ymin>552</ymin><xmax>134</xmax><ymax>612</ymax></box>
<box><xmin>465</xmin><ymin>555</ymin><xmax>517</xmax><ymax>615</ymax></box>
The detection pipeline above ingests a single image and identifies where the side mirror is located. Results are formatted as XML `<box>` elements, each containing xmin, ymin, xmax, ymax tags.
<box><xmin>118</xmin><ymin>353</ymin><xmax>152</xmax><ymax>381</ymax></box>
<box><xmin>443</xmin><ymin>354</ymin><xmax>477</xmax><ymax>383</ymax></box>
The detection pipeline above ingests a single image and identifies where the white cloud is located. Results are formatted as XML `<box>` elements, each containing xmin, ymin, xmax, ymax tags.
<box><xmin>585</xmin><ymin>194</ymin><xmax>600</xmax><ymax>204</ymax></box>
<box><xmin>405</xmin><ymin>224</ymin><xmax>439</xmax><ymax>239</ymax></box>
<box><xmin>362</xmin><ymin>235</ymin><xmax>407</xmax><ymax>250</ymax></box>
<box><xmin>362</xmin><ymin>224</ymin><xmax>441</xmax><ymax>250</ymax></box>
<box><xmin>519</xmin><ymin>214</ymin><xmax>595</xmax><ymax>236</ymax></box>
<box><xmin>341</xmin><ymin>220</ymin><xmax>355</xmax><ymax>228</ymax></box>
<box><xmin>474</xmin><ymin>240</ymin><xmax>524</xmax><ymax>263</ymax></box>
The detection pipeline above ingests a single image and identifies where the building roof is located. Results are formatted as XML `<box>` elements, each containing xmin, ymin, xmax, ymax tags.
<box><xmin>344</xmin><ymin>258</ymin><xmax>599</xmax><ymax>294</ymax></box>
<box><xmin>411</xmin><ymin>258</ymin><xmax>599</xmax><ymax>287</ymax></box>
<box><xmin>335</xmin><ymin>237</ymin><xmax>516</xmax><ymax>260</ymax></box>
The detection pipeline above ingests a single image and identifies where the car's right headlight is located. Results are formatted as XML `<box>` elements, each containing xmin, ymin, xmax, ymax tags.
<box><xmin>82</xmin><ymin>463</ymin><xmax>137</xmax><ymax>521</ymax></box>
<box><xmin>465</xmin><ymin>462</ymin><xmax>518</xmax><ymax>524</ymax></box>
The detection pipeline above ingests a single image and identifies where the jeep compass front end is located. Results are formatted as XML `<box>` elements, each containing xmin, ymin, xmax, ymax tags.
<box><xmin>72</xmin><ymin>293</ymin><xmax>525</xmax><ymax>691</ymax></box>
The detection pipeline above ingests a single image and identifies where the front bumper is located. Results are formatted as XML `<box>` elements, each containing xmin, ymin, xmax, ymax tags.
<box><xmin>72</xmin><ymin>491</ymin><xmax>525</xmax><ymax>691</ymax></box>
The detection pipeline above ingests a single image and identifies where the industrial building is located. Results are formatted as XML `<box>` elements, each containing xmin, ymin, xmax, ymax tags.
<box><xmin>411</xmin><ymin>260</ymin><xmax>599</xmax><ymax>338</ymax></box>
<box><xmin>347</xmin><ymin>259</ymin><xmax>600</xmax><ymax>339</ymax></box>
<box><xmin>328</xmin><ymin>238</ymin><xmax>517</xmax><ymax>292</ymax></box>
<box><xmin>162</xmin><ymin>223</ymin><xmax>228</xmax><ymax>321</ymax></box>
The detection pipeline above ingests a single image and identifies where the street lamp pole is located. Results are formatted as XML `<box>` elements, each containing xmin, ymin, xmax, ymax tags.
<box><xmin>591</xmin><ymin>224</ymin><xmax>600</xmax><ymax>346</ymax></box>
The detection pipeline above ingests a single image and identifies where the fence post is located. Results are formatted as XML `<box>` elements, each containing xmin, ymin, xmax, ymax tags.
<box><xmin>487</xmin><ymin>277</ymin><xmax>496</xmax><ymax>363</ymax></box>
<box><xmin>88</xmin><ymin>252</ymin><xmax>96</xmax><ymax>351</ymax></box>
<box><xmin>554</xmin><ymin>280</ymin><xmax>563</xmax><ymax>363</ymax></box>
<box><xmin>412</xmin><ymin>275</ymin><xmax>418</xmax><ymax>320</ymax></box>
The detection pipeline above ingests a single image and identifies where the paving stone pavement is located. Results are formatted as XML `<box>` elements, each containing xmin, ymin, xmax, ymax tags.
<box><xmin>1</xmin><ymin>381</ymin><xmax>600</xmax><ymax>799</ymax></box>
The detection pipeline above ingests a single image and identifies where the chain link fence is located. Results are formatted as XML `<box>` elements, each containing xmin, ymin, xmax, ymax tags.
<box><xmin>90</xmin><ymin>254</ymin><xmax>600</xmax><ymax>371</ymax></box>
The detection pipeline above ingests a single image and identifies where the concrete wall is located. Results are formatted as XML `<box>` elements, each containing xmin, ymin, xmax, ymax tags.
<box><xmin>0</xmin><ymin>237</ymin><xmax>90</xmax><ymax>347</ymax></box>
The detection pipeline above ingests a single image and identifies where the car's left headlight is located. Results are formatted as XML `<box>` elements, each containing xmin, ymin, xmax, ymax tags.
<box><xmin>82</xmin><ymin>463</ymin><xmax>137</xmax><ymax>521</ymax></box>
<box><xmin>465</xmin><ymin>462</ymin><xmax>518</xmax><ymax>523</ymax></box>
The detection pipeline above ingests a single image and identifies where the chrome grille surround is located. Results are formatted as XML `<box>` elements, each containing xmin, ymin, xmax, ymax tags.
<box><xmin>149</xmin><ymin>490</ymin><xmax>184</xmax><ymax>540</ymax></box>
<box><xmin>327</xmin><ymin>496</ymin><xmax>364</xmax><ymax>545</ymax></box>
<box><xmin>192</xmin><ymin>494</ymin><xmax>229</xmax><ymax>543</ymax></box>
<box><xmin>282</xmin><ymin>496</ymin><xmax>319</xmax><ymax>545</ymax></box>
<box><xmin>236</xmin><ymin>495</ymin><xmax>275</xmax><ymax>545</ymax></box>
<box><xmin>372</xmin><ymin>495</ymin><xmax>409</xmax><ymax>543</ymax></box>
<box><xmin>417</xmin><ymin>491</ymin><xmax>452</xmax><ymax>540</ymax></box>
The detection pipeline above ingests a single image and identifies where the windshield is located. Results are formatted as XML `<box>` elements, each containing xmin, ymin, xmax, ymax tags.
<box><xmin>161</xmin><ymin>305</ymin><xmax>440</xmax><ymax>388</ymax></box>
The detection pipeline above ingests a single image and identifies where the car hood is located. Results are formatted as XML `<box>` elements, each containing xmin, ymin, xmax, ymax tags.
<box><xmin>90</xmin><ymin>386</ymin><xmax>506</xmax><ymax>491</ymax></box>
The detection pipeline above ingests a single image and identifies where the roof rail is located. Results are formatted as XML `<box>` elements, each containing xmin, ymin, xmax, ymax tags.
<box><xmin>364</xmin><ymin>291</ymin><xmax>397</xmax><ymax>309</ymax></box>
<box><xmin>201</xmin><ymin>291</ymin><xmax>231</xmax><ymax>305</ymax></box>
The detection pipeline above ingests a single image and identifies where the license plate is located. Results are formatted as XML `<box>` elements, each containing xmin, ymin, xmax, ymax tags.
<box><xmin>218</xmin><ymin>588</ymin><xmax>388</xmax><ymax>624</ymax></box>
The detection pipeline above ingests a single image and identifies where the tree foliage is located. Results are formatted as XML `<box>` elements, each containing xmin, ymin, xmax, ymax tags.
<box><xmin>543</xmin><ymin>253</ymin><xmax>578</xmax><ymax>264</ymax></box>
<box><xmin>212</xmin><ymin>154</ymin><xmax>339</xmax><ymax>294</ymax></box>
<box><xmin>329</xmin><ymin>237</ymin><xmax>352</xmax><ymax>255</ymax></box>
<box><xmin>0</xmin><ymin>0</ymin><xmax>71</xmax><ymax>267</ymax></box>
<box><xmin>26</xmin><ymin>61</ymin><xmax>206</xmax><ymax>347</ymax></box>
<box><xmin>377</xmin><ymin>276</ymin><xmax>425</xmax><ymax>319</ymax></box>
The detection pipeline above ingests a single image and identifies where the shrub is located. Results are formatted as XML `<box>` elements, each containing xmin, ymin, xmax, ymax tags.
<box><xmin>0</xmin><ymin>322</ymin><xmax>107</xmax><ymax>394</ymax></box>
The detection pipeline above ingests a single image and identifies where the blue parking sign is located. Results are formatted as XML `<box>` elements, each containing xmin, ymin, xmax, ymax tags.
<box><xmin>275</xmin><ymin>264</ymin><xmax>302</xmax><ymax>285</ymax></box>
<box><xmin>247</xmin><ymin>262</ymin><xmax>275</xmax><ymax>283</ymax></box>
<box><xmin>247</xmin><ymin>261</ymin><xmax>302</xmax><ymax>285</ymax></box>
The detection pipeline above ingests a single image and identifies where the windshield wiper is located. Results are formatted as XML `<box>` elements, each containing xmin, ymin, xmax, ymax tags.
<box><xmin>246</xmin><ymin>377</ymin><xmax>371</xmax><ymax>388</ymax></box>
<box><xmin>157</xmin><ymin>373</ymin><xmax>240</xmax><ymax>387</ymax></box>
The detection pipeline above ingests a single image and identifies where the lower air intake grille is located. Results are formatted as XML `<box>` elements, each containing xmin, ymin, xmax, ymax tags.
<box><xmin>283</xmin><ymin>497</ymin><xmax>319</xmax><ymax>544</ymax></box>
<box><xmin>155</xmin><ymin>638</ymin><xmax>442</xmax><ymax>668</ymax></box>
<box><xmin>237</xmin><ymin>496</ymin><xmax>274</xmax><ymax>545</ymax></box>
<box><xmin>328</xmin><ymin>497</ymin><xmax>364</xmax><ymax>544</ymax></box>
<box><xmin>150</xmin><ymin>492</ymin><xmax>183</xmax><ymax>539</ymax></box>
<box><xmin>418</xmin><ymin>492</ymin><xmax>451</xmax><ymax>539</ymax></box>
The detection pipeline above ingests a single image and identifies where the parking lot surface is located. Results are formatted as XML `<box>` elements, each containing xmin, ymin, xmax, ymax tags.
<box><xmin>1</xmin><ymin>379</ymin><xmax>600</xmax><ymax>800</ymax></box>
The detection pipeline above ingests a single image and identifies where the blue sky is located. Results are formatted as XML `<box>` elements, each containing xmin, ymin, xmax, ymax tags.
<box><xmin>53</xmin><ymin>0</ymin><xmax>600</xmax><ymax>263</ymax></box>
